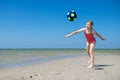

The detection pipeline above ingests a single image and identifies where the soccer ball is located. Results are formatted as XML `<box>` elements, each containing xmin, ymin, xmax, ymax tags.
<box><xmin>67</xmin><ymin>10</ymin><xmax>77</xmax><ymax>21</ymax></box>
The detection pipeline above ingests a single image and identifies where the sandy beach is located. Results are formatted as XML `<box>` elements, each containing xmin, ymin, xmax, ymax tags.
<box><xmin>0</xmin><ymin>54</ymin><xmax>120</xmax><ymax>80</ymax></box>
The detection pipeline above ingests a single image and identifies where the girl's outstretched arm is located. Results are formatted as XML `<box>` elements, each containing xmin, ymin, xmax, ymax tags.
<box><xmin>94</xmin><ymin>31</ymin><xmax>105</xmax><ymax>40</ymax></box>
<box><xmin>65</xmin><ymin>28</ymin><xmax>86</xmax><ymax>37</ymax></box>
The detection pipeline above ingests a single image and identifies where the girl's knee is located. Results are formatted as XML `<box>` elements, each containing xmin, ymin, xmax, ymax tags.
<box><xmin>89</xmin><ymin>50</ymin><xmax>93</xmax><ymax>53</ymax></box>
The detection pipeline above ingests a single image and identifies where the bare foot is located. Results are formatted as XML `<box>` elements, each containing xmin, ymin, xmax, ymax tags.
<box><xmin>88</xmin><ymin>65</ymin><xmax>94</xmax><ymax>68</ymax></box>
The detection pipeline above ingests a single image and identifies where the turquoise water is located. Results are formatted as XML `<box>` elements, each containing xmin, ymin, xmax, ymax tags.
<box><xmin>0</xmin><ymin>49</ymin><xmax>120</xmax><ymax>69</ymax></box>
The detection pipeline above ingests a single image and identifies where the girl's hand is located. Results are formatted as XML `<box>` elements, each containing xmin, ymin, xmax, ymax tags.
<box><xmin>101</xmin><ymin>37</ymin><xmax>105</xmax><ymax>40</ymax></box>
<box><xmin>65</xmin><ymin>34</ymin><xmax>72</xmax><ymax>38</ymax></box>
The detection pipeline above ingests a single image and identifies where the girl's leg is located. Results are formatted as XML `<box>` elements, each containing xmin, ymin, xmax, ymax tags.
<box><xmin>86</xmin><ymin>42</ymin><xmax>91</xmax><ymax>64</ymax></box>
<box><xmin>88</xmin><ymin>42</ymin><xmax>96</xmax><ymax>68</ymax></box>
<box><xmin>86</xmin><ymin>42</ymin><xmax>90</xmax><ymax>57</ymax></box>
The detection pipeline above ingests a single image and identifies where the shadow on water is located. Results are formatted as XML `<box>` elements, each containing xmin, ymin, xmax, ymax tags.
<box><xmin>94</xmin><ymin>64</ymin><xmax>114</xmax><ymax>70</ymax></box>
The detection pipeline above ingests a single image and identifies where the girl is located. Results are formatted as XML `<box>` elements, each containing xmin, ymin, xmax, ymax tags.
<box><xmin>65</xmin><ymin>21</ymin><xmax>105</xmax><ymax>68</ymax></box>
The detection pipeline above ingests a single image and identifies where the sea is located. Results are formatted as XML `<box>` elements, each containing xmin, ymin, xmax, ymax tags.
<box><xmin>0</xmin><ymin>48</ymin><xmax>120</xmax><ymax>69</ymax></box>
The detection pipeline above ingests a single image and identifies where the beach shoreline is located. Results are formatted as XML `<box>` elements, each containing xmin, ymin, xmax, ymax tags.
<box><xmin>0</xmin><ymin>49</ymin><xmax>120</xmax><ymax>69</ymax></box>
<box><xmin>0</xmin><ymin>54</ymin><xmax>120</xmax><ymax>80</ymax></box>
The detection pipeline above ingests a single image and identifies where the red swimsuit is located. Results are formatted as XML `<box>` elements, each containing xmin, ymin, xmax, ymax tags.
<box><xmin>84</xmin><ymin>31</ymin><xmax>96</xmax><ymax>44</ymax></box>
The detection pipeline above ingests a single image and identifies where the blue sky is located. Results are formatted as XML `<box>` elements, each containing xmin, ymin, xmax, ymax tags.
<box><xmin>0</xmin><ymin>0</ymin><xmax>120</xmax><ymax>48</ymax></box>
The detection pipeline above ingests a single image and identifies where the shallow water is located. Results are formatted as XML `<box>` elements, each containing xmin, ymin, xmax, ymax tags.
<box><xmin>0</xmin><ymin>49</ymin><xmax>120</xmax><ymax>69</ymax></box>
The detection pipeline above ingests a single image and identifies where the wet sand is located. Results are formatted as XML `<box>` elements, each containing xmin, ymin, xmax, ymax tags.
<box><xmin>0</xmin><ymin>54</ymin><xmax>120</xmax><ymax>80</ymax></box>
